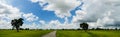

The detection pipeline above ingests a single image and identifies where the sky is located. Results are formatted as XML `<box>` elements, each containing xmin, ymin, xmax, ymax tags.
<box><xmin>0</xmin><ymin>0</ymin><xmax>120</xmax><ymax>29</ymax></box>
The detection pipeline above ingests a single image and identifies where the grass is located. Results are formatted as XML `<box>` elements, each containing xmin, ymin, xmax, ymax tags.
<box><xmin>57</xmin><ymin>30</ymin><xmax>120</xmax><ymax>37</ymax></box>
<box><xmin>0</xmin><ymin>30</ymin><xmax>52</xmax><ymax>37</ymax></box>
<box><xmin>1</xmin><ymin>30</ymin><xmax>120</xmax><ymax>37</ymax></box>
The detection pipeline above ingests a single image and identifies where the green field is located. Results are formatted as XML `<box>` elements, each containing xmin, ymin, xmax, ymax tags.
<box><xmin>0</xmin><ymin>30</ymin><xmax>52</xmax><ymax>37</ymax></box>
<box><xmin>0</xmin><ymin>30</ymin><xmax>120</xmax><ymax>37</ymax></box>
<box><xmin>57</xmin><ymin>30</ymin><xmax>120</xmax><ymax>37</ymax></box>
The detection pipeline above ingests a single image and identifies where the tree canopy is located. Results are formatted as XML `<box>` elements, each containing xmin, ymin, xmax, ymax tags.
<box><xmin>11</xmin><ymin>18</ymin><xmax>24</xmax><ymax>32</ymax></box>
<box><xmin>80</xmin><ymin>22</ymin><xmax>89</xmax><ymax>30</ymax></box>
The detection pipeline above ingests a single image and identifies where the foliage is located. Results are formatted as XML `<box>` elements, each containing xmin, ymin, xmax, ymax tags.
<box><xmin>11</xmin><ymin>18</ymin><xmax>24</xmax><ymax>32</ymax></box>
<box><xmin>57</xmin><ymin>30</ymin><xmax>120</xmax><ymax>37</ymax></box>
<box><xmin>0</xmin><ymin>30</ymin><xmax>52</xmax><ymax>37</ymax></box>
<box><xmin>80</xmin><ymin>22</ymin><xmax>89</xmax><ymax>30</ymax></box>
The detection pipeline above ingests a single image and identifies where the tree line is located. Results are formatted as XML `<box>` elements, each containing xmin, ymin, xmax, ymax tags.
<box><xmin>10</xmin><ymin>18</ymin><xmax>119</xmax><ymax>32</ymax></box>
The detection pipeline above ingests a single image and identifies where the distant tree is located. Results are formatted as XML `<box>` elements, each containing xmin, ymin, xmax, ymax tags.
<box><xmin>115</xmin><ymin>28</ymin><xmax>117</xmax><ymax>30</ymax></box>
<box><xmin>96</xmin><ymin>27</ymin><xmax>102</xmax><ymax>30</ymax></box>
<box><xmin>80</xmin><ymin>22</ymin><xmax>89</xmax><ymax>31</ymax></box>
<box><xmin>11</xmin><ymin>18</ymin><xmax>24</xmax><ymax>32</ymax></box>
<box><xmin>91</xmin><ymin>28</ymin><xmax>95</xmax><ymax>30</ymax></box>
<box><xmin>19</xmin><ymin>28</ymin><xmax>24</xmax><ymax>30</ymax></box>
<box><xmin>11</xmin><ymin>19</ymin><xmax>17</xmax><ymax>30</ymax></box>
<box><xmin>25</xmin><ymin>28</ymin><xmax>29</xmax><ymax>30</ymax></box>
<box><xmin>62</xmin><ymin>28</ymin><xmax>65</xmax><ymax>30</ymax></box>
<box><xmin>77</xmin><ymin>28</ymin><xmax>81</xmax><ymax>30</ymax></box>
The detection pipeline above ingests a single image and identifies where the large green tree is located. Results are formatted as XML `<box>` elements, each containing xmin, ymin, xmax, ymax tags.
<box><xmin>11</xmin><ymin>18</ymin><xmax>24</xmax><ymax>32</ymax></box>
<box><xmin>80</xmin><ymin>22</ymin><xmax>89</xmax><ymax>31</ymax></box>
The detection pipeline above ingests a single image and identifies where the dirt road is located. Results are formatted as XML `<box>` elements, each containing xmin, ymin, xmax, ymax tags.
<box><xmin>41</xmin><ymin>31</ymin><xmax>56</xmax><ymax>37</ymax></box>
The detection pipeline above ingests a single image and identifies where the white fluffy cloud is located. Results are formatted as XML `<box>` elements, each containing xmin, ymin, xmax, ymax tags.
<box><xmin>30</xmin><ymin>0</ymin><xmax>83</xmax><ymax>29</ymax></box>
<box><xmin>0</xmin><ymin>1</ymin><xmax>23</xmax><ymax>29</ymax></box>
<box><xmin>39</xmin><ymin>19</ymin><xmax>79</xmax><ymax>29</ymax></box>
<box><xmin>23</xmin><ymin>13</ymin><xmax>39</xmax><ymax>22</ymax></box>
<box><xmin>0</xmin><ymin>2</ymin><xmax>22</xmax><ymax>20</ymax></box>
<box><xmin>72</xmin><ymin>0</ymin><xmax>120</xmax><ymax>28</ymax></box>
<box><xmin>0</xmin><ymin>20</ymin><xmax>12</xmax><ymax>29</ymax></box>
<box><xmin>21</xmin><ymin>23</ymin><xmax>40</xmax><ymax>29</ymax></box>
<box><xmin>31</xmin><ymin>0</ymin><xmax>81</xmax><ymax>18</ymax></box>
<box><xmin>82</xmin><ymin>0</ymin><xmax>120</xmax><ymax>21</ymax></box>
<box><xmin>39</xmin><ymin>20</ymin><xmax>45</xmax><ymax>25</ymax></box>
<box><xmin>72</xmin><ymin>10</ymin><xmax>87</xmax><ymax>23</ymax></box>
<box><xmin>29</xmin><ymin>0</ymin><xmax>120</xmax><ymax>29</ymax></box>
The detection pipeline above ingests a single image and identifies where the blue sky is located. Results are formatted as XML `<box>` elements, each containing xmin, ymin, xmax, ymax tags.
<box><xmin>10</xmin><ymin>0</ymin><xmax>63</xmax><ymax>23</ymax></box>
<box><xmin>9</xmin><ymin>0</ymin><xmax>83</xmax><ymax>24</ymax></box>
<box><xmin>0</xmin><ymin>0</ymin><xmax>120</xmax><ymax>29</ymax></box>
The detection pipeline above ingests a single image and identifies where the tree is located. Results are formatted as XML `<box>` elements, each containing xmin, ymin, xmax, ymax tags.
<box><xmin>25</xmin><ymin>28</ymin><xmax>29</xmax><ymax>30</ymax></box>
<box><xmin>11</xmin><ymin>19</ymin><xmax>17</xmax><ymax>30</ymax></box>
<box><xmin>80</xmin><ymin>22</ymin><xmax>89</xmax><ymax>31</ymax></box>
<box><xmin>11</xmin><ymin>18</ymin><xmax>24</xmax><ymax>32</ymax></box>
<box><xmin>115</xmin><ymin>28</ymin><xmax>117</xmax><ymax>30</ymax></box>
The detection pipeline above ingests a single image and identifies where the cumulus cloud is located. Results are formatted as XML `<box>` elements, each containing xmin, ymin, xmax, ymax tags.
<box><xmin>21</xmin><ymin>23</ymin><xmax>40</xmax><ymax>29</ymax></box>
<box><xmin>29</xmin><ymin>0</ymin><xmax>120</xmax><ymax>29</ymax></box>
<box><xmin>39</xmin><ymin>20</ymin><xmax>45</xmax><ymax>25</ymax></box>
<box><xmin>0</xmin><ymin>20</ymin><xmax>12</xmax><ymax>29</ymax></box>
<box><xmin>72</xmin><ymin>0</ymin><xmax>120</xmax><ymax>28</ymax></box>
<box><xmin>40</xmin><ymin>19</ymin><xmax>79</xmax><ymax>29</ymax></box>
<box><xmin>30</xmin><ymin>0</ymin><xmax>83</xmax><ymax>29</ymax></box>
<box><xmin>30</xmin><ymin>0</ymin><xmax>81</xmax><ymax>18</ymax></box>
<box><xmin>0</xmin><ymin>1</ymin><xmax>23</xmax><ymax>29</ymax></box>
<box><xmin>72</xmin><ymin>10</ymin><xmax>87</xmax><ymax>23</ymax></box>
<box><xmin>0</xmin><ymin>3</ymin><xmax>22</xmax><ymax>20</ymax></box>
<box><xmin>31</xmin><ymin>0</ymin><xmax>39</xmax><ymax>3</ymax></box>
<box><xmin>82</xmin><ymin>0</ymin><xmax>120</xmax><ymax>22</ymax></box>
<box><xmin>23</xmin><ymin>13</ymin><xmax>39</xmax><ymax>22</ymax></box>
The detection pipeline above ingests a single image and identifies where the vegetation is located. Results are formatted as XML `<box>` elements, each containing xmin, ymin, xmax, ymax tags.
<box><xmin>80</xmin><ymin>22</ymin><xmax>89</xmax><ymax>31</ymax></box>
<box><xmin>57</xmin><ymin>30</ymin><xmax>120</xmax><ymax>37</ymax></box>
<box><xmin>0</xmin><ymin>20</ymin><xmax>119</xmax><ymax>37</ymax></box>
<box><xmin>11</xmin><ymin>18</ymin><xmax>24</xmax><ymax>32</ymax></box>
<box><xmin>0</xmin><ymin>30</ymin><xmax>52</xmax><ymax>37</ymax></box>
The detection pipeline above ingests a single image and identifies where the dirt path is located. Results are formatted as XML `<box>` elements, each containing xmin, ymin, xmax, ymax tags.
<box><xmin>41</xmin><ymin>31</ymin><xmax>56</xmax><ymax>37</ymax></box>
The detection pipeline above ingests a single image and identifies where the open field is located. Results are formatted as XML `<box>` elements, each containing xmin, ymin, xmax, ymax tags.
<box><xmin>0</xmin><ymin>30</ymin><xmax>120</xmax><ymax>37</ymax></box>
<box><xmin>0</xmin><ymin>30</ymin><xmax>52</xmax><ymax>37</ymax></box>
<box><xmin>57</xmin><ymin>30</ymin><xmax>120</xmax><ymax>37</ymax></box>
